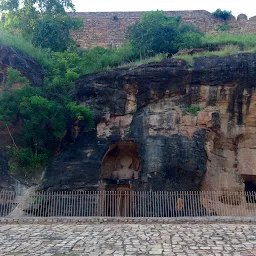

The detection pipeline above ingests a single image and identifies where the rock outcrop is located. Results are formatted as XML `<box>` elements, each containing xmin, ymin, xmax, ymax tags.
<box><xmin>43</xmin><ymin>53</ymin><xmax>256</xmax><ymax>193</ymax></box>
<box><xmin>0</xmin><ymin>43</ymin><xmax>44</xmax><ymax>192</ymax></box>
<box><xmin>0</xmin><ymin>44</ymin><xmax>43</xmax><ymax>88</ymax></box>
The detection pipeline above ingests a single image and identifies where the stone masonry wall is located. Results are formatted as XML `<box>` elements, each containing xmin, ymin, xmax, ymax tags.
<box><xmin>69</xmin><ymin>10</ymin><xmax>256</xmax><ymax>49</ymax></box>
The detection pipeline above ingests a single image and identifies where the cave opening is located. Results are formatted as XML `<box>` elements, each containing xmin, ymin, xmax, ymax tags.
<box><xmin>101</xmin><ymin>141</ymin><xmax>140</xmax><ymax>183</ymax></box>
<box><xmin>99</xmin><ymin>141</ymin><xmax>141</xmax><ymax>216</ymax></box>
<box><xmin>243</xmin><ymin>175</ymin><xmax>256</xmax><ymax>204</ymax></box>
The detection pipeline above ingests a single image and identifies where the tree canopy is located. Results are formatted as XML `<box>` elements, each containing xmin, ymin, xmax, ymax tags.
<box><xmin>127</xmin><ymin>11</ymin><xmax>204</xmax><ymax>57</ymax></box>
<box><xmin>212</xmin><ymin>9</ymin><xmax>232</xmax><ymax>21</ymax></box>
<box><xmin>0</xmin><ymin>0</ymin><xmax>81</xmax><ymax>51</ymax></box>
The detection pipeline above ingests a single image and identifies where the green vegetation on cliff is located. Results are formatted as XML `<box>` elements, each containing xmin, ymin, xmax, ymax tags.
<box><xmin>0</xmin><ymin>64</ymin><xmax>94</xmax><ymax>175</ymax></box>
<box><xmin>0</xmin><ymin>0</ymin><xmax>81</xmax><ymax>52</ymax></box>
<box><xmin>1</xmin><ymin>7</ymin><xmax>256</xmax><ymax>176</ymax></box>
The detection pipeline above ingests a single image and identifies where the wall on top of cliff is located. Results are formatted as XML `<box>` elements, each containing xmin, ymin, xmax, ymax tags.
<box><xmin>69</xmin><ymin>10</ymin><xmax>256</xmax><ymax>49</ymax></box>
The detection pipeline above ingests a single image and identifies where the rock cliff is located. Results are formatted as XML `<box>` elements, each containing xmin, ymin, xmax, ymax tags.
<box><xmin>43</xmin><ymin>53</ymin><xmax>256</xmax><ymax>193</ymax></box>
<box><xmin>0</xmin><ymin>44</ymin><xmax>43</xmax><ymax>88</ymax></box>
<box><xmin>0</xmin><ymin>43</ymin><xmax>44</xmax><ymax>192</ymax></box>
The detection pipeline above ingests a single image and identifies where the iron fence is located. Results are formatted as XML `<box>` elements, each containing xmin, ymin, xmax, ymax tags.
<box><xmin>0</xmin><ymin>191</ymin><xmax>17</xmax><ymax>217</ymax></box>
<box><xmin>13</xmin><ymin>190</ymin><xmax>256</xmax><ymax>218</ymax></box>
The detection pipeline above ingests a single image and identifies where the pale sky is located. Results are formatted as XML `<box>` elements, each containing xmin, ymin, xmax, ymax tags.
<box><xmin>72</xmin><ymin>0</ymin><xmax>256</xmax><ymax>18</ymax></box>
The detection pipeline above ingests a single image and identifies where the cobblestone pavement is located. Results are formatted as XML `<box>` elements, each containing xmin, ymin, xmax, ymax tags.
<box><xmin>0</xmin><ymin>223</ymin><xmax>256</xmax><ymax>256</ymax></box>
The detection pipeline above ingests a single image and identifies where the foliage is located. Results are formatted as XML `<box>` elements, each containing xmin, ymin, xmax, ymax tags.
<box><xmin>67</xmin><ymin>102</ymin><xmax>94</xmax><ymax>131</ymax></box>
<box><xmin>0</xmin><ymin>62</ymin><xmax>94</xmax><ymax>171</ymax></box>
<box><xmin>186</xmin><ymin>105</ymin><xmax>200</xmax><ymax>115</ymax></box>
<box><xmin>0</xmin><ymin>0</ymin><xmax>75</xmax><ymax>13</ymax></box>
<box><xmin>0</xmin><ymin>29</ymin><xmax>51</xmax><ymax>67</ymax></box>
<box><xmin>127</xmin><ymin>11</ymin><xmax>203</xmax><ymax>58</ymax></box>
<box><xmin>216</xmin><ymin>22</ymin><xmax>230</xmax><ymax>32</ymax></box>
<box><xmin>212</xmin><ymin>9</ymin><xmax>232</xmax><ymax>21</ymax></box>
<box><xmin>173</xmin><ymin>45</ymin><xmax>240</xmax><ymax>66</ymax></box>
<box><xmin>127</xmin><ymin>11</ymin><xmax>181</xmax><ymax>57</ymax></box>
<box><xmin>202</xmin><ymin>33</ymin><xmax>256</xmax><ymax>50</ymax></box>
<box><xmin>3</xmin><ymin>10</ymin><xmax>256</xmax><ymax>173</ymax></box>
<box><xmin>11</xmin><ymin>147</ymin><xmax>49</xmax><ymax>169</ymax></box>
<box><xmin>0</xmin><ymin>0</ymin><xmax>81</xmax><ymax>51</ymax></box>
<box><xmin>5</xmin><ymin>68</ymin><xmax>29</xmax><ymax>89</ymax></box>
<box><xmin>31</xmin><ymin>15</ymin><xmax>82</xmax><ymax>52</ymax></box>
<box><xmin>118</xmin><ymin>53</ymin><xmax>167</xmax><ymax>68</ymax></box>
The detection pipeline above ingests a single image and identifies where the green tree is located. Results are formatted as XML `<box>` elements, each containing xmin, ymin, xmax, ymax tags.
<box><xmin>0</xmin><ymin>67</ymin><xmax>94</xmax><ymax>172</ymax></box>
<box><xmin>127</xmin><ymin>11</ymin><xmax>203</xmax><ymax>57</ymax></box>
<box><xmin>179</xmin><ymin>24</ymin><xmax>203</xmax><ymax>49</ymax></box>
<box><xmin>0</xmin><ymin>0</ymin><xmax>81</xmax><ymax>51</ymax></box>
<box><xmin>212</xmin><ymin>9</ymin><xmax>232</xmax><ymax>21</ymax></box>
<box><xmin>127</xmin><ymin>11</ymin><xmax>181</xmax><ymax>57</ymax></box>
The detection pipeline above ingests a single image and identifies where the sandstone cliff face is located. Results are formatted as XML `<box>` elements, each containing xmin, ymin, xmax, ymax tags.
<box><xmin>0</xmin><ymin>44</ymin><xmax>44</xmax><ymax>191</ymax></box>
<box><xmin>43</xmin><ymin>53</ymin><xmax>256</xmax><ymax>193</ymax></box>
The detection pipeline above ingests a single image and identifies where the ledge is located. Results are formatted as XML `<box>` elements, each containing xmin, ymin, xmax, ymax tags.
<box><xmin>1</xmin><ymin>216</ymin><xmax>256</xmax><ymax>225</ymax></box>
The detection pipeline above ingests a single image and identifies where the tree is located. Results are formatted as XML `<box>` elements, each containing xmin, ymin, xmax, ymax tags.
<box><xmin>179</xmin><ymin>24</ymin><xmax>204</xmax><ymax>49</ymax></box>
<box><xmin>126</xmin><ymin>11</ymin><xmax>203</xmax><ymax>58</ymax></box>
<box><xmin>0</xmin><ymin>0</ymin><xmax>81</xmax><ymax>51</ymax></box>
<box><xmin>127</xmin><ymin>11</ymin><xmax>181</xmax><ymax>57</ymax></box>
<box><xmin>0</xmin><ymin>69</ymin><xmax>94</xmax><ymax>170</ymax></box>
<box><xmin>212</xmin><ymin>9</ymin><xmax>232</xmax><ymax>21</ymax></box>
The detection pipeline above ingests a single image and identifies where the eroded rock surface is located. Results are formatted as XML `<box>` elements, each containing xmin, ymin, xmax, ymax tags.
<box><xmin>0</xmin><ymin>149</ymin><xmax>14</xmax><ymax>191</ymax></box>
<box><xmin>0</xmin><ymin>44</ymin><xmax>43</xmax><ymax>88</ymax></box>
<box><xmin>43</xmin><ymin>54</ymin><xmax>256</xmax><ymax>193</ymax></box>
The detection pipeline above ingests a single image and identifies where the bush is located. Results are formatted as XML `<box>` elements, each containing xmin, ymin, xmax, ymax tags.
<box><xmin>212</xmin><ymin>9</ymin><xmax>232</xmax><ymax>21</ymax></box>
<box><xmin>0</xmin><ymin>0</ymin><xmax>81</xmax><ymax>52</ymax></box>
<box><xmin>202</xmin><ymin>33</ymin><xmax>256</xmax><ymax>50</ymax></box>
<box><xmin>127</xmin><ymin>11</ymin><xmax>204</xmax><ymax>57</ymax></box>
<box><xmin>11</xmin><ymin>147</ymin><xmax>49</xmax><ymax>169</ymax></box>
<box><xmin>216</xmin><ymin>22</ymin><xmax>231</xmax><ymax>32</ymax></box>
<box><xmin>0</xmin><ymin>46</ymin><xmax>95</xmax><ymax>172</ymax></box>
<box><xmin>186</xmin><ymin>105</ymin><xmax>200</xmax><ymax>115</ymax></box>
<box><xmin>5</xmin><ymin>68</ymin><xmax>29</xmax><ymax>89</ymax></box>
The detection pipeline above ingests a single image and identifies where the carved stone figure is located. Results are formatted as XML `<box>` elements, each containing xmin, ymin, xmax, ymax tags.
<box><xmin>112</xmin><ymin>156</ymin><xmax>138</xmax><ymax>180</ymax></box>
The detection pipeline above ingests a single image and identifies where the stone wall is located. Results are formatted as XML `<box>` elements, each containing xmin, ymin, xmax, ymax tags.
<box><xmin>69</xmin><ymin>10</ymin><xmax>256</xmax><ymax>49</ymax></box>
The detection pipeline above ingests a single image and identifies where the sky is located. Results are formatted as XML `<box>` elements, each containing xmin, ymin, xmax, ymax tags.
<box><xmin>72</xmin><ymin>0</ymin><xmax>256</xmax><ymax>18</ymax></box>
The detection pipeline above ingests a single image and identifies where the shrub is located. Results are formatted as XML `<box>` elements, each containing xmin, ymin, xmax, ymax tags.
<box><xmin>0</xmin><ymin>44</ymin><xmax>95</xmax><ymax>173</ymax></box>
<box><xmin>212</xmin><ymin>9</ymin><xmax>232</xmax><ymax>21</ymax></box>
<box><xmin>127</xmin><ymin>11</ymin><xmax>204</xmax><ymax>57</ymax></box>
<box><xmin>0</xmin><ymin>0</ymin><xmax>81</xmax><ymax>52</ymax></box>
<box><xmin>11</xmin><ymin>147</ymin><xmax>49</xmax><ymax>169</ymax></box>
<box><xmin>5</xmin><ymin>68</ymin><xmax>29</xmax><ymax>89</ymax></box>
<box><xmin>216</xmin><ymin>22</ymin><xmax>230</xmax><ymax>32</ymax></box>
<box><xmin>186</xmin><ymin>105</ymin><xmax>200</xmax><ymax>115</ymax></box>
<box><xmin>202</xmin><ymin>33</ymin><xmax>256</xmax><ymax>51</ymax></box>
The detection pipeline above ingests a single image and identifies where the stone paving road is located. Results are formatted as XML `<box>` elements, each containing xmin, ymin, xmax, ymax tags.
<box><xmin>0</xmin><ymin>223</ymin><xmax>256</xmax><ymax>256</ymax></box>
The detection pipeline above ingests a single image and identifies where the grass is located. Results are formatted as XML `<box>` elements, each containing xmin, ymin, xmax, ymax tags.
<box><xmin>117</xmin><ymin>53</ymin><xmax>167</xmax><ymax>69</ymax></box>
<box><xmin>0</xmin><ymin>29</ymin><xmax>51</xmax><ymax>67</ymax></box>
<box><xmin>2</xmin><ymin>26</ymin><xmax>256</xmax><ymax>72</ymax></box>
<box><xmin>0</xmin><ymin>27</ymin><xmax>166</xmax><ymax>72</ymax></box>
<box><xmin>173</xmin><ymin>45</ymin><xmax>241</xmax><ymax>66</ymax></box>
<box><xmin>202</xmin><ymin>33</ymin><xmax>256</xmax><ymax>50</ymax></box>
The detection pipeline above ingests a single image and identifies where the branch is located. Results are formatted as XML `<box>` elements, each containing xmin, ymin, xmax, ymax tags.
<box><xmin>5</xmin><ymin>123</ymin><xmax>18</xmax><ymax>150</ymax></box>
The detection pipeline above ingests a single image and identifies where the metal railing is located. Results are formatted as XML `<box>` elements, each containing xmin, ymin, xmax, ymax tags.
<box><xmin>0</xmin><ymin>191</ymin><xmax>17</xmax><ymax>217</ymax></box>
<box><xmin>12</xmin><ymin>190</ymin><xmax>256</xmax><ymax>218</ymax></box>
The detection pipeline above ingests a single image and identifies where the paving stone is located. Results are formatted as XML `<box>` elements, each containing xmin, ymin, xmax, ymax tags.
<box><xmin>0</xmin><ymin>223</ymin><xmax>255</xmax><ymax>255</ymax></box>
